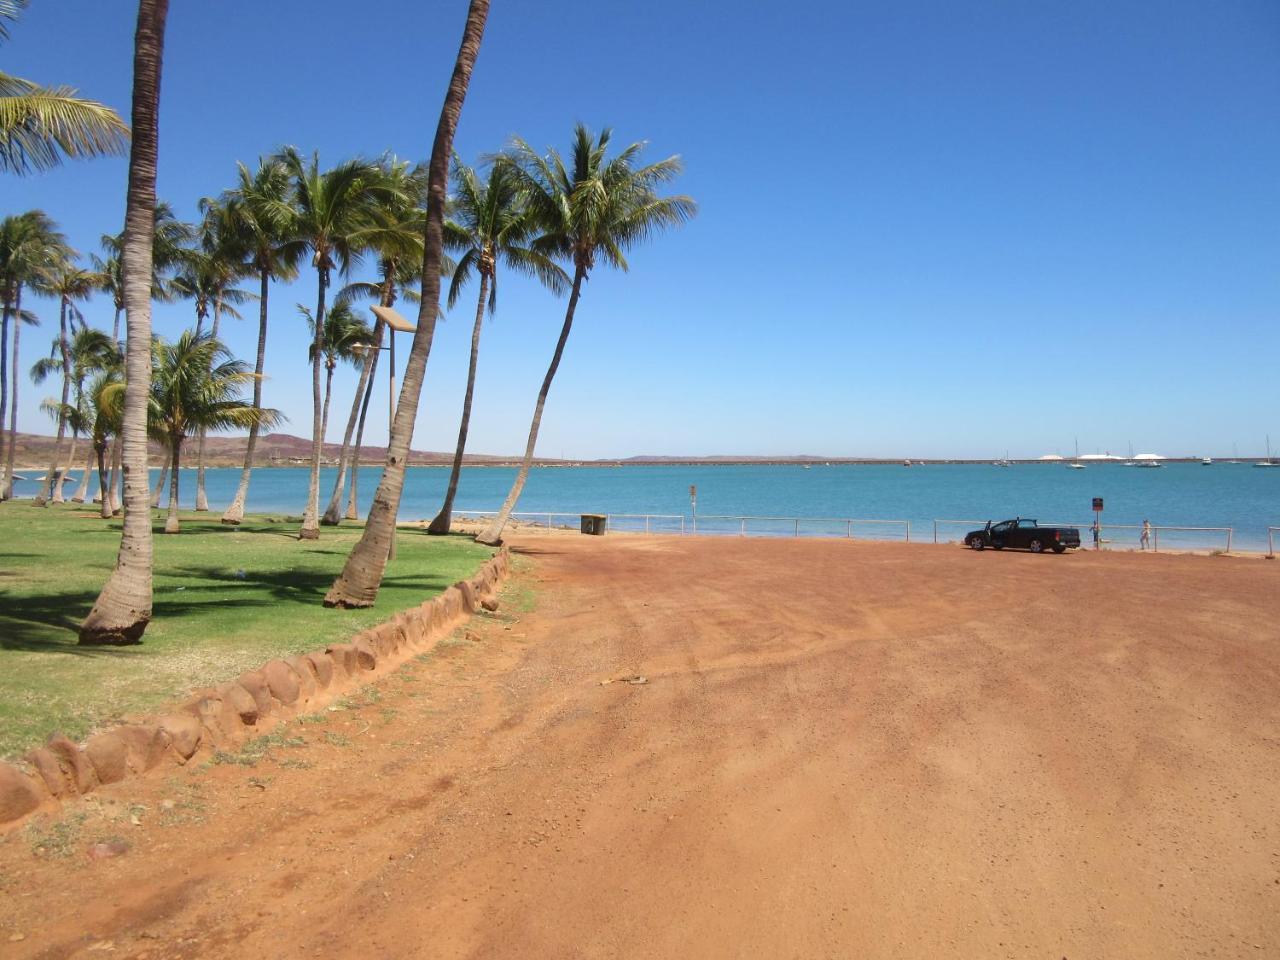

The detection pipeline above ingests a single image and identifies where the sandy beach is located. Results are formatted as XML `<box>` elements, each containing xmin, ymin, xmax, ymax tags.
<box><xmin>1</xmin><ymin>536</ymin><xmax>1277</xmax><ymax>958</ymax></box>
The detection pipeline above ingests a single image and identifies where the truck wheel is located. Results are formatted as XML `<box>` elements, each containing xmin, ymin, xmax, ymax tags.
<box><xmin>1028</xmin><ymin>539</ymin><xmax>1044</xmax><ymax>553</ymax></box>
<box><xmin>1052</xmin><ymin>544</ymin><xmax>1066</xmax><ymax>554</ymax></box>
<box><xmin>968</xmin><ymin>537</ymin><xmax>984</xmax><ymax>551</ymax></box>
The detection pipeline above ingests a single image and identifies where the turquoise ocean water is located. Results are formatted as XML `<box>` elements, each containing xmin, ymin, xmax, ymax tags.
<box><xmin>107</xmin><ymin>461</ymin><xmax>1280</xmax><ymax>552</ymax></box>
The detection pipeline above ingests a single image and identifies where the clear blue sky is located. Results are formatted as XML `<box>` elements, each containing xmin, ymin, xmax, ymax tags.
<box><xmin>4</xmin><ymin>0</ymin><xmax>1278</xmax><ymax>459</ymax></box>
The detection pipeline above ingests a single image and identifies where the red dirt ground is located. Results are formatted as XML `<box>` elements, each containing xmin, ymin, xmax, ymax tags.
<box><xmin>1</xmin><ymin>537</ymin><xmax>1277</xmax><ymax>959</ymax></box>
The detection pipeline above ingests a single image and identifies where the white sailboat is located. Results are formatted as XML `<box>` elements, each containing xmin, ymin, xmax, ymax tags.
<box><xmin>1067</xmin><ymin>438</ymin><xmax>1086</xmax><ymax>469</ymax></box>
<box><xmin>1254</xmin><ymin>435</ymin><xmax>1278</xmax><ymax>468</ymax></box>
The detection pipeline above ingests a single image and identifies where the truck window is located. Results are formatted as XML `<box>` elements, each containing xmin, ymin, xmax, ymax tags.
<box><xmin>991</xmin><ymin>521</ymin><xmax>1013</xmax><ymax>533</ymax></box>
<box><xmin>1017</xmin><ymin>519</ymin><xmax>1038</xmax><ymax>528</ymax></box>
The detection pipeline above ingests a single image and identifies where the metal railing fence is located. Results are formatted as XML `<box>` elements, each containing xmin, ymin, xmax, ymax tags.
<box><xmin>690</xmin><ymin>515</ymin><xmax>910</xmax><ymax>541</ymax></box>
<box><xmin>450</xmin><ymin>509</ymin><xmax>1238</xmax><ymax>552</ymax></box>
<box><xmin>450</xmin><ymin>510</ymin><xmax>909</xmax><ymax>541</ymax></box>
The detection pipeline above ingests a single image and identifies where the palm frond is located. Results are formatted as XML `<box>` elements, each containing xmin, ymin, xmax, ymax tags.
<box><xmin>0</xmin><ymin>1</ymin><xmax>30</xmax><ymax>42</ymax></box>
<box><xmin>0</xmin><ymin>72</ymin><xmax>128</xmax><ymax>174</ymax></box>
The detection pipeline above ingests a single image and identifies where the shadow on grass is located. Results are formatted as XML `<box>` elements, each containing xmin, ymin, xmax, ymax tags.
<box><xmin>168</xmin><ymin>565</ymin><xmax>458</xmax><ymax>603</ymax></box>
<box><xmin>0</xmin><ymin>563</ymin><xmax>460</xmax><ymax>654</ymax></box>
<box><xmin>0</xmin><ymin>589</ymin><xmax>222</xmax><ymax>655</ymax></box>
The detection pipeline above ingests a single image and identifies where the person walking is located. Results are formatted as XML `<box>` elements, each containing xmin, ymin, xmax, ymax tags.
<box><xmin>1140</xmin><ymin>519</ymin><xmax>1152</xmax><ymax>551</ymax></box>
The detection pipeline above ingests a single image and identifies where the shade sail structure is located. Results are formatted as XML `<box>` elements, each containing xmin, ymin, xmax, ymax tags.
<box><xmin>1133</xmin><ymin>453</ymin><xmax>1167</xmax><ymax>460</ymax></box>
<box><xmin>370</xmin><ymin>304</ymin><xmax>416</xmax><ymax>333</ymax></box>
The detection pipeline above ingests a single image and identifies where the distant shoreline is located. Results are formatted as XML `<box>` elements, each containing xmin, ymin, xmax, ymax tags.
<box><xmin>3</xmin><ymin>431</ymin><xmax>1243</xmax><ymax>470</ymax></box>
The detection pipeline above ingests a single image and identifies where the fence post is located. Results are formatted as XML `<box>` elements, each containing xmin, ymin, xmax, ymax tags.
<box><xmin>1226</xmin><ymin>528</ymin><xmax>1232</xmax><ymax>553</ymax></box>
<box><xmin>740</xmin><ymin>518</ymin><xmax>746</xmax><ymax>537</ymax></box>
<box><xmin>795</xmin><ymin>518</ymin><xmax>800</xmax><ymax>538</ymax></box>
<box><xmin>645</xmin><ymin>515</ymin><xmax>651</xmax><ymax>535</ymax></box>
<box><xmin>1154</xmin><ymin>528</ymin><xmax>1159</xmax><ymax>552</ymax></box>
<box><xmin>933</xmin><ymin>520</ymin><xmax>937</xmax><ymax>544</ymax></box>
<box><xmin>905</xmin><ymin>521</ymin><xmax>911</xmax><ymax>544</ymax></box>
<box><xmin>847</xmin><ymin>519</ymin><xmax>852</xmax><ymax>540</ymax></box>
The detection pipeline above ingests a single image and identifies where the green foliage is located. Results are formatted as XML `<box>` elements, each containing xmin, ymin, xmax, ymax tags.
<box><xmin>300</xmin><ymin>301</ymin><xmax>371</xmax><ymax>369</ymax></box>
<box><xmin>444</xmin><ymin>155</ymin><xmax>568</xmax><ymax>312</ymax></box>
<box><xmin>0</xmin><ymin>3</ymin><xmax>127</xmax><ymax>174</ymax></box>
<box><xmin>505</xmin><ymin>123</ymin><xmax>696</xmax><ymax>276</ymax></box>
<box><xmin>148</xmin><ymin>329</ymin><xmax>281</xmax><ymax>444</ymax></box>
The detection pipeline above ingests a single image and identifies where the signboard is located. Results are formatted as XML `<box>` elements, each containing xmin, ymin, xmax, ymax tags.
<box><xmin>1092</xmin><ymin>497</ymin><xmax>1104</xmax><ymax>512</ymax></box>
<box><xmin>690</xmin><ymin>485</ymin><xmax>697</xmax><ymax>516</ymax></box>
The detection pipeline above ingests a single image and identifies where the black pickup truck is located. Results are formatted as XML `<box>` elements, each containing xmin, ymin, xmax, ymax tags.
<box><xmin>964</xmin><ymin>518</ymin><xmax>1081</xmax><ymax>554</ymax></box>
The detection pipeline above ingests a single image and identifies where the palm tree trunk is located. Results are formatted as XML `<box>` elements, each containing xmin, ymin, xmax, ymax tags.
<box><xmin>164</xmin><ymin>436</ymin><xmax>182</xmax><ymax>533</ymax></box>
<box><xmin>111</xmin><ymin>305</ymin><xmax>122</xmax><ymax>344</ymax></box>
<box><xmin>428</xmin><ymin>271</ymin><xmax>489</xmax><ymax>535</ymax></box>
<box><xmin>323</xmin><ymin>0</ymin><xmax>489</xmax><ymax>607</ymax></box>
<box><xmin>477</xmin><ymin>265</ymin><xmax>585</xmax><ymax>545</ymax></box>
<box><xmin>0</xmin><ymin>283</ymin><xmax>10</xmax><ymax>499</ymax></box>
<box><xmin>106</xmin><ymin>433</ymin><xmax>121</xmax><ymax>515</ymax></box>
<box><xmin>321</xmin><ymin>361</ymin><xmax>334</xmax><ymax>464</ymax></box>
<box><xmin>194</xmin><ymin>301</ymin><xmax>220</xmax><ymax>511</ymax></box>
<box><xmin>299</xmin><ymin>269</ymin><xmax>327</xmax><ymax>540</ymax></box>
<box><xmin>79</xmin><ymin>0</ymin><xmax>169</xmax><ymax>645</ymax></box>
<box><xmin>223</xmin><ymin>266</ymin><xmax>270</xmax><ymax>524</ymax></box>
<box><xmin>323</xmin><ymin>319</ymin><xmax>383</xmax><ymax>525</ymax></box>
<box><xmin>95</xmin><ymin>441</ymin><xmax>109</xmax><ymax>514</ymax></box>
<box><xmin>2</xmin><ymin>286</ymin><xmax>22</xmax><ymax>500</ymax></box>
<box><xmin>73</xmin><ymin>444</ymin><xmax>94</xmax><ymax>502</ymax></box>
<box><xmin>150</xmin><ymin>452</ymin><xmax>169</xmax><ymax>508</ymax></box>
<box><xmin>56</xmin><ymin>429</ymin><xmax>80</xmax><ymax>502</ymax></box>
<box><xmin>345</xmin><ymin>343</ymin><xmax>379</xmax><ymax>520</ymax></box>
<box><xmin>35</xmin><ymin>299</ymin><xmax>73</xmax><ymax>506</ymax></box>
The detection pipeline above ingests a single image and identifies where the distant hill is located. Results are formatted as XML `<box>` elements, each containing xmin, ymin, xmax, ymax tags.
<box><xmin>1</xmin><ymin>432</ymin><xmax>529</xmax><ymax>470</ymax></box>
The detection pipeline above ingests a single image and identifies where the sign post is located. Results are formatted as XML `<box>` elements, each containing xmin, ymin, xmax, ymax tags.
<box><xmin>690</xmin><ymin>485</ymin><xmax>697</xmax><ymax>533</ymax></box>
<box><xmin>1091</xmin><ymin>497</ymin><xmax>1104</xmax><ymax>550</ymax></box>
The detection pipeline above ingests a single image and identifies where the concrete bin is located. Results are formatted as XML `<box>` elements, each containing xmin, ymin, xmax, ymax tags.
<box><xmin>580</xmin><ymin>514</ymin><xmax>607</xmax><ymax>536</ymax></box>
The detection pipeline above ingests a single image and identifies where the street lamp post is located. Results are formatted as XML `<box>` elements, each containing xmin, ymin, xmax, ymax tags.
<box><xmin>353</xmin><ymin>305</ymin><xmax>417</xmax><ymax>561</ymax></box>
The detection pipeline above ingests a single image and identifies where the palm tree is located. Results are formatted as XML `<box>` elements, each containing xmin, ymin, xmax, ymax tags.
<box><xmin>301</xmin><ymin>301</ymin><xmax>369</xmax><ymax>478</ymax></box>
<box><xmin>0</xmin><ymin>0</ymin><xmax>128</xmax><ymax>175</ymax></box>
<box><xmin>324</xmin><ymin>0</ymin><xmax>490</xmax><ymax>608</ymax></box>
<box><xmin>278</xmin><ymin>147</ymin><xmax>403</xmax><ymax>540</ymax></box>
<box><xmin>173</xmin><ymin>207</ymin><xmax>254</xmax><ymax>511</ymax></box>
<box><xmin>148</xmin><ymin>330</ymin><xmax>279</xmax><ymax>534</ymax></box>
<box><xmin>85</xmin><ymin>365</ymin><xmax>123</xmax><ymax>517</ymax></box>
<box><xmin>219</xmin><ymin>156</ymin><xmax>302</xmax><ymax>525</ymax></box>
<box><xmin>31</xmin><ymin>324</ymin><xmax>115</xmax><ymax>502</ymax></box>
<box><xmin>322</xmin><ymin>158</ymin><xmax>428</xmax><ymax>526</ymax></box>
<box><xmin>79</xmin><ymin>0</ymin><xmax>170</xmax><ymax>646</ymax></box>
<box><xmin>475</xmin><ymin>126</ymin><xmax>695</xmax><ymax>545</ymax></box>
<box><xmin>32</xmin><ymin>263</ymin><xmax>95</xmax><ymax>505</ymax></box>
<box><xmin>67</xmin><ymin>327</ymin><xmax>121</xmax><ymax>503</ymax></box>
<box><xmin>93</xmin><ymin>202</ymin><xmax>190</xmax><ymax>512</ymax></box>
<box><xmin>427</xmin><ymin>156</ymin><xmax>567</xmax><ymax>535</ymax></box>
<box><xmin>0</xmin><ymin>209</ymin><xmax>67</xmax><ymax>498</ymax></box>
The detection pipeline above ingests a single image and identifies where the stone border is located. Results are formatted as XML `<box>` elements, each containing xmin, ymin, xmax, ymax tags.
<box><xmin>0</xmin><ymin>548</ymin><xmax>511</xmax><ymax>830</ymax></box>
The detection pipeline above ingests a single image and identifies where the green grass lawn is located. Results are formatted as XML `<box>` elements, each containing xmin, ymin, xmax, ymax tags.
<box><xmin>0</xmin><ymin>501</ymin><xmax>494</xmax><ymax>760</ymax></box>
